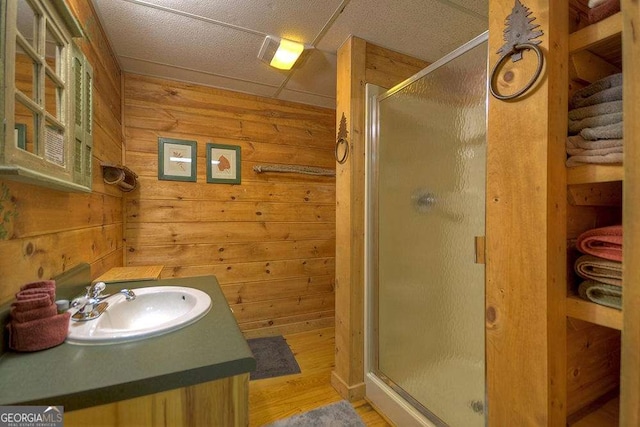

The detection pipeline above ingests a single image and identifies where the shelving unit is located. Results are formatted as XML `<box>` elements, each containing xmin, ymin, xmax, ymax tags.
<box><xmin>566</xmin><ymin>294</ymin><xmax>622</xmax><ymax>330</ymax></box>
<box><xmin>567</xmin><ymin>164</ymin><xmax>624</xmax><ymax>185</ymax></box>
<box><xmin>569</xmin><ymin>12</ymin><xmax>622</xmax><ymax>52</ymax></box>
<box><xmin>565</xmin><ymin>5</ymin><xmax>623</xmax><ymax>426</ymax></box>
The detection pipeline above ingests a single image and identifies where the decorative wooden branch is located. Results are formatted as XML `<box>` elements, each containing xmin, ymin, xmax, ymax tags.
<box><xmin>253</xmin><ymin>164</ymin><xmax>335</xmax><ymax>177</ymax></box>
<box><xmin>101</xmin><ymin>163</ymin><xmax>139</xmax><ymax>192</ymax></box>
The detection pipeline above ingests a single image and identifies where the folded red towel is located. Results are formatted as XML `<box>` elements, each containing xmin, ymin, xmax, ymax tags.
<box><xmin>10</xmin><ymin>304</ymin><xmax>58</xmax><ymax>323</ymax></box>
<box><xmin>20</xmin><ymin>280</ymin><xmax>56</xmax><ymax>291</ymax></box>
<box><xmin>7</xmin><ymin>312</ymin><xmax>70</xmax><ymax>352</ymax></box>
<box><xmin>16</xmin><ymin>288</ymin><xmax>55</xmax><ymax>304</ymax></box>
<box><xmin>576</xmin><ymin>225</ymin><xmax>622</xmax><ymax>262</ymax></box>
<box><xmin>11</xmin><ymin>294</ymin><xmax>52</xmax><ymax>311</ymax></box>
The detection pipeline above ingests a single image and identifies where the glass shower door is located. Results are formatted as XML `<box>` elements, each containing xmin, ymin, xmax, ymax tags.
<box><xmin>370</xmin><ymin>35</ymin><xmax>487</xmax><ymax>427</ymax></box>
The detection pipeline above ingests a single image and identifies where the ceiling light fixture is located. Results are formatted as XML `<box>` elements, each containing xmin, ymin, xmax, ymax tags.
<box><xmin>258</xmin><ymin>36</ymin><xmax>305</xmax><ymax>70</ymax></box>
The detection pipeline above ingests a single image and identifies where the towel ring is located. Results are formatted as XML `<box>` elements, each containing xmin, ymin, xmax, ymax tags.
<box><xmin>335</xmin><ymin>137</ymin><xmax>349</xmax><ymax>164</ymax></box>
<box><xmin>490</xmin><ymin>43</ymin><xmax>544</xmax><ymax>101</ymax></box>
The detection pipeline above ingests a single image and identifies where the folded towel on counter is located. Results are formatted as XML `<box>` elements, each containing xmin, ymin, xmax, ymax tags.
<box><xmin>588</xmin><ymin>0</ymin><xmax>608</xmax><ymax>6</ymax></box>
<box><xmin>580</xmin><ymin>122</ymin><xmax>624</xmax><ymax>140</ymax></box>
<box><xmin>576</xmin><ymin>225</ymin><xmax>622</xmax><ymax>261</ymax></box>
<box><xmin>20</xmin><ymin>280</ymin><xmax>56</xmax><ymax>291</ymax></box>
<box><xmin>570</xmin><ymin>73</ymin><xmax>622</xmax><ymax>107</ymax></box>
<box><xmin>6</xmin><ymin>312</ymin><xmax>71</xmax><ymax>352</ymax></box>
<box><xmin>575</xmin><ymin>254</ymin><xmax>622</xmax><ymax>286</ymax></box>
<box><xmin>587</xmin><ymin>0</ymin><xmax>621</xmax><ymax>25</ymax></box>
<box><xmin>10</xmin><ymin>294</ymin><xmax>53</xmax><ymax>311</ymax></box>
<box><xmin>568</xmin><ymin>112</ymin><xmax>622</xmax><ymax>134</ymax></box>
<box><xmin>572</xmin><ymin>85</ymin><xmax>623</xmax><ymax>109</ymax></box>
<box><xmin>567</xmin><ymin>135</ymin><xmax>623</xmax><ymax>150</ymax></box>
<box><xmin>16</xmin><ymin>288</ymin><xmax>55</xmax><ymax>304</ymax></box>
<box><xmin>568</xmin><ymin>101</ymin><xmax>623</xmax><ymax>121</ymax></box>
<box><xmin>566</xmin><ymin>152</ymin><xmax>623</xmax><ymax>167</ymax></box>
<box><xmin>6</xmin><ymin>279</ymin><xmax>70</xmax><ymax>352</ymax></box>
<box><xmin>578</xmin><ymin>280</ymin><xmax>622</xmax><ymax>310</ymax></box>
<box><xmin>10</xmin><ymin>304</ymin><xmax>58</xmax><ymax>323</ymax></box>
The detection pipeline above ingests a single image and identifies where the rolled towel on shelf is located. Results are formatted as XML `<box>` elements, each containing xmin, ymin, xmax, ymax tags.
<box><xmin>570</xmin><ymin>72</ymin><xmax>622</xmax><ymax>107</ymax></box>
<box><xmin>568</xmin><ymin>100</ymin><xmax>622</xmax><ymax>121</ymax></box>
<box><xmin>568</xmin><ymin>112</ymin><xmax>622</xmax><ymax>134</ymax></box>
<box><xmin>577</xmin><ymin>280</ymin><xmax>622</xmax><ymax>310</ymax></box>
<box><xmin>574</xmin><ymin>254</ymin><xmax>622</xmax><ymax>287</ymax></box>
<box><xmin>567</xmin><ymin>135</ymin><xmax>623</xmax><ymax>150</ymax></box>
<box><xmin>580</xmin><ymin>122</ymin><xmax>623</xmax><ymax>141</ymax></box>
<box><xmin>572</xmin><ymin>85</ymin><xmax>623</xmax><ymax>109</ymax></box>
<box><xmin>6</xmin><ymin>312</ymin><xmax>71</xmax><ymax>352</ymax></box>
<box><xmin>566</xmin><ymin>152</ymin><xmax>623</xmax><ymax>167</ymax></box>
<box><xmin>588</xmin><ymin>0</ymin><xmax>608</xmax><ymax>6</ymax></box>
<box><xmin>576</xmin><ymin>225</ymin><xmax>622</xmax><ymax>262</ymax></box>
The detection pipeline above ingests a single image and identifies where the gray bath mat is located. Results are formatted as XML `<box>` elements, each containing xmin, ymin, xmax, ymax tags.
<box><xmin>265</xmin><ymin>400</ymin><xmax>366</xmax><ymax>427</ymax></box>
<box><xmin>247</xmin><ymin>335</ymin><xmax>301</xmax><ymax>380</ymax></box>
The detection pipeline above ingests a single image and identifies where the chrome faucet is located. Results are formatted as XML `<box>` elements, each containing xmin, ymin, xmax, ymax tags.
<box><xmin>70</xmin><ymin>282</ymin><xmax>136</xmax><ymax>321</ymax></box>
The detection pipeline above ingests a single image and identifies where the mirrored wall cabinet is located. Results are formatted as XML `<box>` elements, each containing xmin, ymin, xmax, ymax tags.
<box><xmin>1</xmin><ymin>0</ymin><xmax>93</xmax><ymax>192</ymax></box>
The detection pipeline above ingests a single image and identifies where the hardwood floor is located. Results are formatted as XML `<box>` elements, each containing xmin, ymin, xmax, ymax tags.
<box><xmin>248</xmin><ymin>327</ymin><xmax>391</xmax><ymax>426</ymax></box>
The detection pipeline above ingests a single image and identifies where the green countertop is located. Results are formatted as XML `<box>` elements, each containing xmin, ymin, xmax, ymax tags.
<box><xmin>0</xmin><ymin>275</ymin><xmax>256</xmax><ymax>411</ymax></box>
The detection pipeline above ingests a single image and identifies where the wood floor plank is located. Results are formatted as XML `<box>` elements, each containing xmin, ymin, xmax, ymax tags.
<box><xmin>248</xmin><ymin>327</ymin><xmax>390</xmax><ymax>426</ymax></box>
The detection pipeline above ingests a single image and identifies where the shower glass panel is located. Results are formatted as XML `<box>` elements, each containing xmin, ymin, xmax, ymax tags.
<box><xmin>371</xmin><ymin>36</ymin><xmax>487</xmax><ymax>427</ymax></box>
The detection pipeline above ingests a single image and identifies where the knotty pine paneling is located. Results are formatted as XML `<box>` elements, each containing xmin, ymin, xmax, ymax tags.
<box><xmin>124</xmin><ymin>74</ymin><xmax>336</xmax><ymax>334</ymax></box>
<box><xmin>0</xmin><ymin>1</ymin><xmax>123</xmax><ymax>302</ymax></box>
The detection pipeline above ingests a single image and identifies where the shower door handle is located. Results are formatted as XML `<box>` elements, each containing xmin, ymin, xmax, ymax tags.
<box><xmin>475</xmin><ymin>236</ymin><xmax>485</xmax><ymax>264</ymax></box>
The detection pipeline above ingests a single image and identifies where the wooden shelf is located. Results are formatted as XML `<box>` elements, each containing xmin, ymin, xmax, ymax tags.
<box><xmin>566</xmin><ymin>295</ymin><xmax>622</xmax><ymax>330</ymax></box>
<box><xmin>567</xmin><ymin>164</ymin><xmax>623</xmax><ymax>185</ymax></box>
<box><xmin>570</xmin><ymin>396</ymin><xmax>619</xmax><ymax>426</ymax></box>
<box><xmin>569</xmin><ymin>12</ymin><xmax>622</xmax><ymax>54</ymax></box>
<box><xmin>92</xmin><ymin>266</ymin><xmax>164</xmax><ymax>284</ymax></box>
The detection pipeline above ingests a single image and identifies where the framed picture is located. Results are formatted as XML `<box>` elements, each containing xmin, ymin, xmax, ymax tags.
<box><xmin>206</xmin><ymin>143</ymin><xmax>241</xmax><ymax>184</ymax></box>
<box><xmin>158</xmin><ymin>137</ymin><xmax>197</xmax><ymax>182</ymax></box>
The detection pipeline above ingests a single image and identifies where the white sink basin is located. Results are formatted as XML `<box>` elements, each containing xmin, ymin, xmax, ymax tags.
<box><xmin>66</xmin><ymin>286</ymin><xmax>211</xmax><ymax>345</ymax></box>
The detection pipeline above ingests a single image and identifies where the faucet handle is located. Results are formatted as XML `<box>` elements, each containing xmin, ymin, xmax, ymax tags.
<box><xmin>88</xmin><ymin>281</ymin><xmax>107</xmax><ymax>298</ymax></box>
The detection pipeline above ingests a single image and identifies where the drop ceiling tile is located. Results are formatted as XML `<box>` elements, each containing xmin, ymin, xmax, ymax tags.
<box><xmin>93</xmin><ymin>0</ymin><xmax>286</xmax><ymax>86</ymax></box>
<box><xmin>277</xmin><ymin>89</ymin><xmax>335</xmax><ymax>109</ymax></box>
<box><xmin>132</xmin><ymin>0</ymin><xmax>344</xmax><ymax>43</ymax></box>
<box><xmin>439</xmin><ymin>0</ymin><xmax>488</xmax><ymax>19</ymax></box>
<box><xmin>317</xmin><ymin>0</ymin><xmax>487</xmax><ymax>64</ymax></box>
<box><xmin>119</xmin><ymin>57</ymin><xmax>279</xmax><ymax>98</ymax></box>
<box><xmin>286</xmin><ymin>49</ymin><xmax>337</xmax><ymax>98</ymax></box>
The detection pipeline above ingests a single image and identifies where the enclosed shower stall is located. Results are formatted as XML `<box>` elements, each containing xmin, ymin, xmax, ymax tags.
<box><xmin>365</xmin><ymin>33</ymin><xmax>488</xmax><ymax>426</ymax></box>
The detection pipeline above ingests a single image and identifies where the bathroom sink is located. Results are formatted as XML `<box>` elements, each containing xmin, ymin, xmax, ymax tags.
<box><xmin>66</xmin><ymin>286</ymin><xmax>211</xmax><ymax>345</ymax></box>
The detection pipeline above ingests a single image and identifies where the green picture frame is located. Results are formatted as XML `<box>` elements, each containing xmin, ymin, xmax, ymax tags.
<box><xmin>206</xmin><ymin>143</ymin><xmax>241</xmax><ymax>184</ymax></box>
<box><xmin>158</xmin><ymin>137</ymin><xmax>197</xmax><ymax>182</ymax></box>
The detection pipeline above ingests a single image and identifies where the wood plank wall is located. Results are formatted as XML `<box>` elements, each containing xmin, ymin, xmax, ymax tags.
<box><xmin>333</xmin><ymin>37</ymin><xmax>429</xmax><ymax>400</ymax></box>
<box><xmin>0</xmin><ymin>1</ymin><xmax>123</xmax><ymax>303</ymax></box>
<box><xmin>122</xmin><ymin>74</ymin><xmax>336</xmax><ymax>336</ymax></box>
